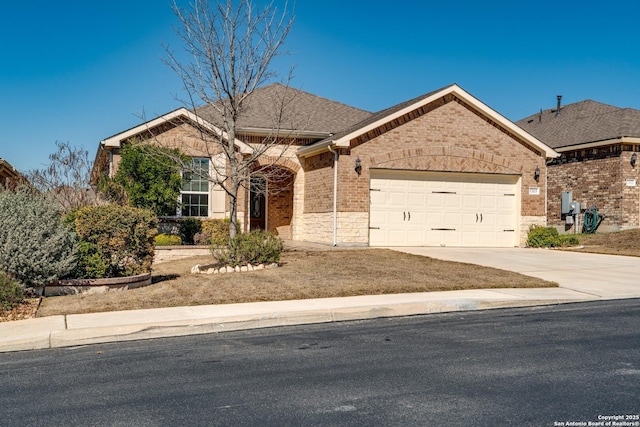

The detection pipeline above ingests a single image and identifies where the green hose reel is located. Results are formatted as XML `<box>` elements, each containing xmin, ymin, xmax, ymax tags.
<box><xmin>582</xmin><ymin>206</ymin><xmax>603</xmax><ymax>234</ymax></box>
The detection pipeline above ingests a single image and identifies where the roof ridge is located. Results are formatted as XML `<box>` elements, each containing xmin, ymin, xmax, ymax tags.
<box><xmin>231</xmin><ymin>82</ymin><xmax>370</xmax><ymax>113</ymax></box>
<box><xmin>330</xmin><ymin>83</ymin><xmax>459</xmax><ymax>138</ymax></box>
<box><xmin>516</xmin><ymin>98</ymin><xmax>640</xmax><ymax>149</ymax></box>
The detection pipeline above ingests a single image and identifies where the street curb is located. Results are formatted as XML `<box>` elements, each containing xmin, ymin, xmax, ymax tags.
<box><xmin>0</xmin><ymin>297</ymin><xmax>596</xmax><ymax>353</ymax></box>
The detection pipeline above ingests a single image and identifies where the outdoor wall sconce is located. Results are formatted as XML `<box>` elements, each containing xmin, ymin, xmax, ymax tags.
<box><xmin>632</xmin><ymin>153</ymin><xmax>637</xmax><ymax>167</ymax></box>
<box><xmin>534</xmin><ymin>165</ymin><xmax>540</xmax><ymax>182</ymax></box>
<box><xmin>354</xmin><ymin>157</ymin><xmax>362</xmax><ymax>175</ymax></box>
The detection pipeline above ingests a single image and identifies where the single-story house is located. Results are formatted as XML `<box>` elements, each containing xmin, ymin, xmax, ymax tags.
<box><xmin>0</xmin><ymin>158</ymin><xmax>25</xmax><ymax>190</ymax></box>
<box><xmin>93</xmin><ymin>83</ymin><xmax>558</xmax><ymax>247</ymax></box>
<box><xmin>517</xmin><ymin>97</ymin><xmax>640</xmax><ymax>232</ymax></box>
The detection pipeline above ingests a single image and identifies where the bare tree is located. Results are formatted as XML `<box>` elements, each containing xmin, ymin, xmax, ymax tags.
<box><xmin>163</xmin><ymin>0</ymin><xmax>295</xmax><ymax>238</ymax></box>
<box><xmin>27</xmin><ymin>141</ymin><xmax>95</xmax><ymax>211</ymax></box>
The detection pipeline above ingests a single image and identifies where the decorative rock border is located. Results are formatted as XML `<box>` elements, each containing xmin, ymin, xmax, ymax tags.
<box><xmin>191</xmin><ymin>263</ymin><xmax>279</xmax><ymax>275</ymax></box>
<box><xmin>44</xmin><ymin>273</ymin><xmax>153</xmax><ymax>296</ymax></box>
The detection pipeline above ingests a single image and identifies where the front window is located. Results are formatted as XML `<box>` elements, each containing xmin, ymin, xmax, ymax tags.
<box><xmin>181</xmin><ymin>158</ymin><xmax>209</xmax><ymax>217</ymax></box>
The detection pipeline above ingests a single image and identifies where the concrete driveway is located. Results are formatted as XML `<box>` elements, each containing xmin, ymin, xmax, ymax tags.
<box><xmin>392</xmin><ymin>247</ymin><xmax>640</xmax><ymax>299</ymax></box>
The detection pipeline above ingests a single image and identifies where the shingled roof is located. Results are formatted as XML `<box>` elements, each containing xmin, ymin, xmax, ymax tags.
<box><xmin>316</xmin><ymin>85</ymin><xmax>452</xmax><ymax>144</ymax></box>
<box><xmin>299</xmin><ymin>83</ymin><xmax>558</xmax><ymax>159</ymax></box>
<box><xmin>516</xmin><ymin>100</ymin><xmax>640</xmax><ymax>149</ymax></box>
<box><xmin>196</xmin><ymin>83</ymin><xmax>372</xmax><ymax>135</ymax></box>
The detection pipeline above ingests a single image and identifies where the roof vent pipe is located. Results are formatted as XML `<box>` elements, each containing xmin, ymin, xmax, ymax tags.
<box><xmin>556</xmin><ymin>95</ymin><xmax>562</xmax><ymax>116</ymax></box>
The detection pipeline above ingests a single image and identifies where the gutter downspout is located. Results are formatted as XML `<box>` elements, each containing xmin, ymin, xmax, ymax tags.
<box><xmin>327</xmin><ymin>145</ymin><xmax>338</xmax><ymax>246</ymax></box>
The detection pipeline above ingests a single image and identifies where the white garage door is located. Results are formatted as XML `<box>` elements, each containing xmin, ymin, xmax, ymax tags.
<box><xmin>369</xmin><ymin>170</ymin><xmax>519</xmax><ymax>247</ymax></box>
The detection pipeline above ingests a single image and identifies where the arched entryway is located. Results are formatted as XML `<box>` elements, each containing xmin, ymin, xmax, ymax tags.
<box><xmin>249</xmin><ymin>164</ymin><xmax>296</xmax><ymax>239</ymax></box>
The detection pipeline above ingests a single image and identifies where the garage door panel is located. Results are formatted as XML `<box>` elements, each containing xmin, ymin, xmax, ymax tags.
<box><xmin>426</xmin><ymin>212</ymin><xmax>446</xmax><ymax>227</ymax></box>
<box><xmin>497</xmin><ymin>195</ymin><xmax>516</xmax><ymax>210</ymax></box>
<box><xmin>427</xmin><ymin>193</ymin><xmax>446</xmax><ymax>208</ymax></box>
<box><xmin>370</xmin><ymin>171</ymin><xmax>519</xmax><ymax>247</ymax></box>
<box><xmin>406</xmin><ymin>229</ymin><xmax>428</xmax><ymax>245</ymax></box>
<box><xmin>444</xmin><ymin>194</ymin><xmax>463</xmax><ymax>209</ymax></box>
<box><xmin>480</xmin><ymin>194</ymin><xmax>499</xmax><ymax>210</ymax></box>
<box><xmin>461</xmin><ymin>212</ymin><xmax>479</xmax><ymax>227</ymax></box>
<box><xmin>388</xmin><ymin>192</ymin><xmax>407</xmax><ymax>207</ymax></box>
<box><xmin>496</xmin><ymin>230</ymin><xmax>516</xmax><ymax>246</ymax></box>
<box><xmin>407</xmin><ymin>192</ymin><xmax>426</xmax><ymax>210</ymax></box>
<box><xmin>442</xmin><ymin>213</ymin><xmax>463</xmax><ymax>228</ymax></box>
<box><xmin>369</xmin><ymin>190</ymin><xmax>387</xmax><ymax>205</ymax></box>
<box><xmin>462</xmin><ymin>195</ymin><xmax>479</xmax><ymax>210</ymax></box>
<box><xmin>369</xmin><ymin>209</ymin><xmax>389</xmax><ymax>227</ymax></box>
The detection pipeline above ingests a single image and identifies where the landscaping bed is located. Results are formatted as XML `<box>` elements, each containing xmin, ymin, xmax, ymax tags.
<box><xmin>0</xmin><ymin>298</ymin><xmax>40</xmax><ymax>322</ymax></box>
<box><xmin>36</xmin><ymin>248</ymin><xmax>557</xmax><ymax>317</ymax></box>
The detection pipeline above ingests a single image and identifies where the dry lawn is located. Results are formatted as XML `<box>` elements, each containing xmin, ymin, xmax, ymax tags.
<box><xmin>37</xmin><ymin>248</ymin><xmax>556</xmax><ymax>317</ymax></box>
<box><xmin>567</xmin><ymin>229</ymin><xmax>640</xmax><ymax>257</ymax></box>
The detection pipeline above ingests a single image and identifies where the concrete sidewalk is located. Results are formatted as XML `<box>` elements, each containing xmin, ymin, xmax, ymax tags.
<box><xmin>1</xmin><ymin>248</ymin><xmax>638</xmax><ymax>353</ymax></box>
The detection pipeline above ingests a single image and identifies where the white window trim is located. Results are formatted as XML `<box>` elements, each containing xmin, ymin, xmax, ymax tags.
<box><xmin>180</xmin><ymin>157</ymin><xmax>211</xmax><ymax>218</ymax></box>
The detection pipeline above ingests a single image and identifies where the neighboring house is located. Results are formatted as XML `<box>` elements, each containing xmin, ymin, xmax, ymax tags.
<box><xmin>93</xmin><ymin>83</ymin><xmax>557</xmax><ymax>247</ymax></box>
<box><xmin>0</xmin><ymin>158</ymin><xmax>25</xmax><ymax>190</ymax></box>
<box><xmin>517</xmin><ymin>98</ymin><xmax>640</xmax><ymax>232</ymax></box>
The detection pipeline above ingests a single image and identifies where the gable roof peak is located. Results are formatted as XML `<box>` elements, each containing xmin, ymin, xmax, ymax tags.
<box><xmin>299</xmin><ymin>83</ymin><xmax>558</xmax><ymax>159</ymax></box>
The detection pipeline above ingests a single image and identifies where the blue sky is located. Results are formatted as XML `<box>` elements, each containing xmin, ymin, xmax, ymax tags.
<box><xmin>2</xmin><ymin>0</ymin><xmax>640</xmax><ymax>173</ymax></box>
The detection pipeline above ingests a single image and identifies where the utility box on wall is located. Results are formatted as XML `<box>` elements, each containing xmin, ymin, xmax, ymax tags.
<box><xmin>561</xmin><ymin>191</ymin><xmax>573</xmax><ymax>214</ymax></box>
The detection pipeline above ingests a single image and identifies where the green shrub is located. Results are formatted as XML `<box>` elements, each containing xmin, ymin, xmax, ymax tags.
<box><xmin>527</xmin><ymin>225</ymin><xmax>579</xmax><ymax>248</ymax></box>
<box><xmin>202</xmin><ymin>218</ymin><xmax>230</xmax><ymax>246</ymax></box>
<box><xmin>179</xmin><ymin>218</ymin><xmax>201</xmax><ymax>245</ymax></box>
<box><xmin>70</xmin><ymin>241</ymin><xmax>110</xmax><ymax>279</ymax></box>
<box><xmin>557</xmin><ymin>234</ymin><xmax>580</xmax><ymax>247</ymax></box>
<box><xmin>154</xmin><ymin>233</ymin><xmax>183</xmax><ymax>246</ymax></box>
<box><xmin>74</xmin><ymin>204</ymin><xmax>157</xmax><ymax>277</ymax></box>
<box><xmin>111</xmin><ymin>142</ymin><xmax>187</xmax><ymax>216</ymax></box>
<box><xmin>213</xmin><ymin>229</ymin><xmax>283</xmax><ymax>267</ymax></box>
<box><xmin>0</xmin><ymin>270</ymin><xmax>25</xmax><ymax>311</ymax></box>
<box><xmin>526</xmin><ymin>225</ymin><xmax>559</xmax><ymax>247</ymax></box>
<box><xmin>0</xmin><ymin>187</ymin><xmax>77</xmax><ymax>288</ymax></box>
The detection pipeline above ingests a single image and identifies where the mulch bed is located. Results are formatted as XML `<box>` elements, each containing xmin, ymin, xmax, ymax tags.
<box><xmin>0</xmin><ymin>298</ymin><xmax>41</xmax><ymax>322</ymax></box>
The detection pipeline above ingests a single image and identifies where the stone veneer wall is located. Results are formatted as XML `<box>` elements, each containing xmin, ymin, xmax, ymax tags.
<box><xmin>301</xmin><ymin>212</ymin><xmax>333</xmax><ymax>244</ymax></box>
<box><xmin>291</xmin><ymin>170</ymin><xmax>305</xmax><ymax>241</ymax></box>
<box><xmin>337</xmin><ymin>212</ymin><xmax>369</xmax><ymax>245</ymax></box>
<box><xmin>300</xmin><ymin>212</ymin><xmax>369</xmax><ymax>246</ymax></box>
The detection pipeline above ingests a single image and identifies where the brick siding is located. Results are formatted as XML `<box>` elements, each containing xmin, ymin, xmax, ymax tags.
<box><xmin>547</xmin><ymin>146</ymin><xmax>640</xmax><ymax>230</ymax></box>
<box><xmin>304</xmin><ymin>99</ymin><xmax>547</xmax><ymax>217</ymax></box>
<box><xmin>300</xmin><ymin>97</ymin><xmax>548</xmax><ymax>245</ymax></box>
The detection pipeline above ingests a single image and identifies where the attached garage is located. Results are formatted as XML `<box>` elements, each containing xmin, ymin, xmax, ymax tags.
<box><xmin>297</xmin><ymin>84</ymin><xmax>559</xmax><ymax>247</ymax></box>
<box><xmin>369</xmin><ymin>170</ymin><xmax>520</xmax><ymax>247</ymax></box>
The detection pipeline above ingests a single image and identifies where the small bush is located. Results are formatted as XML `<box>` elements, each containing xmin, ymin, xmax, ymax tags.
<box><xmin>154</xmin><ymin>233</ymin><xmax>183</xmax><ymax>246</ymax></box>
<box><xmin>193</xmin><ymin>232</ymin><xmax>212</xmax><ymax>245</ymax></box>
<box><xmin>557</xmin><ymin>234</ymin><xmax>580</xmax><ymax>247</ymax></box>
<box><xmin>74</xmin><ymin>204</ymin><xmax>157</xmax><ymax>277</ymax></box>
<box><xmin>202</xmin><ymin>218</ymin><xmax>231</xmax><ymax>246</ymax></box>
<box><xmin>213</xmin><ymin>230</ymin><xmax>283</xmax><ymax>267</ymax></box>
<box><xmin>0</xmin><ymin>271</ymin><xmax>25</xmax><ymax>311</ymax></box>
<box><xmin>527</xmin><ymin>225</ymin><xmax>579</xmax><ymax>248</ymax></box>
<box><xmin>0</xmin><ymin>187</ymin><xmax>77</xmax><ymax>288</ymax></box>
<box><xmin>179</xmin><ymin>218</ymin><xmax>201</xmax><ymax>245</ymax></box>
<box><xmin>527</xmin><ymin>225</ymin><xmax>559</xmax><ymax>247</ymax></box>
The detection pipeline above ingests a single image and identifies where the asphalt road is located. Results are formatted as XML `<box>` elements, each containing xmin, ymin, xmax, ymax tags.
<box><xmin>1</xmin><ymin>300</ymin><xmax>639</xmax><ymax>426</ymax></box>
